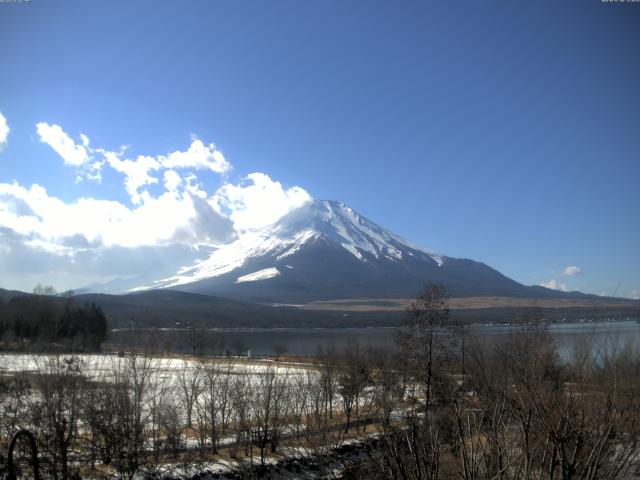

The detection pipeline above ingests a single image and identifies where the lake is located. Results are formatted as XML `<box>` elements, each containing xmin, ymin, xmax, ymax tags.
<box><xmin>108</xmin><ymin>319</ymin><xmax>640</xmax><ymax>358</ymax></box>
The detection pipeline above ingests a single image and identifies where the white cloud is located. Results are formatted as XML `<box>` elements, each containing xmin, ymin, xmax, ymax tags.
<box><xmin>103</xmin><ymin>151</ymin><xmax>161</xmax><ymax>205</ymax></box>
<box><xmin>30</xmin><ymin>122</ymin><xmax>311</xmax><ymax>236</ymax></box>
<box><xmin>562</xmin><ymin>265</ymin><xmax>582</xmax><ymax>276</ymax></box>
<box><xmin>212</xmin><ymin>172</ymin><xmax>312</xmax><ymax>233</ymax></box>
<box><xmin>0</xmin><ymin>111</ymin><xmax>9</xmax><ymax>148</ymax></box>
<box><xmin>41</xmin><ymin>133</ymin><xmax>231</xmax><ymax>204</ymax></box>
<box><xmin>540</xmin><ymin>279</ymin><xmax>568</xmax><ymax>292</ymax></box>
<box><xmin>0</xmin><ymin>171</ymin><xmax>310</xmax><ymax>289</ymax></box>
<box><xmin>2</xmin><ymin>121</ymin><xmax>313</xmax><ymax>290</ymax></box>
<box><xmin>630</xmin><ymin>289</ymin><xmax>640</xmax><ymax>300</ymax></box>
<box><xmin>36</xmin><ymin>122</ymin><xmax>89</xmax><ymax>166</ymax></box>
<box><xmin>163</xmin><ymin>170</ymin><xmax>182</xmax><ymax>192</ymax></box>
<box><xmin>160</xmin><ymin>137</ymin><xmax>230</xmax><ymax>173</ymax></box>
<box><xmin>0</xmin><ymin>226</ymin><xmax>211</xmax><ymax>293</ymax></box>
<box><xmin>0</xmin><ymin>181</ymin><xmax>235</xmax><ymax>249</ymax></box>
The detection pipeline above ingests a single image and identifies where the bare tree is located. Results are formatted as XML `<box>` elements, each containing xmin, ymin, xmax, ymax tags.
<box><xmin>0</xmin><ymin>373</ymin><xmax>31</xmax><ymax>451</ymax></box>
<box><xmin>337</xmin><ymin>347</ymin><xmax>369</xmax><ymax>434</ymax></box>
<box><xmin>230</xmin><ymin>371</ymin><xmax>253</xmax><ymax>459</ymax></box>
<box><xmin>368</xmin><ymin>283</ymin><xmax>456</xmax><ymax>480</ymax></box>
<box><xmin>100</xmin><ymin>352</ymin><xmax>154</xmax><ymax>480</ymax></box>
<box><xmin>290</xmin><ymin>370</ymin><xmax>309</xmax><ymax>439</ymax></box>
<box><xmin>177</xmin><ymin>359</ymin><xmax>203</xmax><ymax>429</ymax></box>
<box><xmin>317</xmin><ymin>345</ymin><xmax>339</xmax><ymax>422</ymax></box>
<box><xmin>252</xmin><ymin>365</ymin><xmax>289</xmax><ymax>464</ymax></box>
<box><xmin>31</xmin><ymin>355</ymin><xmax>85</xmax><ymax>480</ymax></box>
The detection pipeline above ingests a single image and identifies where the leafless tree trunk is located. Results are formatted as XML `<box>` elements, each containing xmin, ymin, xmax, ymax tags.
<box><xmin>177</xmin><ymin>359</ymin><xmax>202</xmax><ymax>429</ymax></box>
<box><xmin>31</xmin><ymin>355</ymin><xmax>85</xmax><ymax>480</ymax></box>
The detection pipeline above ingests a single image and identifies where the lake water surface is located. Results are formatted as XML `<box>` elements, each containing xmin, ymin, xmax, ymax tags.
<box><xmin>109</xmin><ymin>319</ymin><xmax>640</xmax><ymax>358</ymax></box>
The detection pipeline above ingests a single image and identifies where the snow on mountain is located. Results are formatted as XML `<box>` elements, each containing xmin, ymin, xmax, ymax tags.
<box><xmin>86</xmin><ymin>200</ymin><xmax>607</xmax><ymax>303</ymax></box>
<box><xmin>95</xmin><ymin>199</ymin><xmax>593</xmax><ymax>303</ymax></box>
<box><xmin>274</xmin><ymin>199</ymin><xmax>444</xmax><ymax>265</ymax></box>
<box><xmin>236</xmin><ymin>267</ymin><xmax>281</xmax><ymax>283</ymax></box>
<box><xmin>133</xmin><ymin>200</ymin><xmax>444</xmax><ymax>292</ymax></box>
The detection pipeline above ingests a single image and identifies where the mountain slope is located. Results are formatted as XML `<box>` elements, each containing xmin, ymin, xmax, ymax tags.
<box><xmin>128</xmin><ymin>200</ymin><xmax>594</xmax><ymax>303</ymax></box>
<box><xmin>72</xmin><ymin>290</ymin><xmax>380</xmax><ymax>328</ymax></box>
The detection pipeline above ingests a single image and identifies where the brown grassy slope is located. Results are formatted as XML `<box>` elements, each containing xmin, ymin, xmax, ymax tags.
<box><xmin>299</xmin><ymin>296</ymin><xmax>640</xmax><ymax>312</ymax></box>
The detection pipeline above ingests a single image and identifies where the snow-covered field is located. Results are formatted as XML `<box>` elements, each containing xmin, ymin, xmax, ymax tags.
<box><xmin>0</xmin><ymin>352</ymin><xmax>383</xmax><ymax>477</ymax></box>
<box><xmin>0</xmin><ymin>353</ymin><xmax>308</xmax><ymax>376</ymax></box>
<box><xmin>0</xmin><ymin>353</ymin><xmax>315</xmax><ymax>397</ymax></box>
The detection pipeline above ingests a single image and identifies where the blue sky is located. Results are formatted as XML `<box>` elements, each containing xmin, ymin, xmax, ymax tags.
<box><xmin>0</xmin><ymin>0</ymin><xmax>638</xmax><ymax>297</ymax></box>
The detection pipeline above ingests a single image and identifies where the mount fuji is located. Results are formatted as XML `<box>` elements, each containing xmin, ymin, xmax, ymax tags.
<box><xmin>121</xmin><ymin>199</ymin><xmax>582</xmax><ymax>303</ymax></box>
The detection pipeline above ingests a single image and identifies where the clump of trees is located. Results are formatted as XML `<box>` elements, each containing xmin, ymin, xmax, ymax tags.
<box><xmin>355</xmin><ymin>284</ymin><xmax>640</xmax><ymax>480</ymax></box>
<box><xmin>0</xmin><ymin>286</ymin><xmax>108</xmax><ymax>351</ymax></box>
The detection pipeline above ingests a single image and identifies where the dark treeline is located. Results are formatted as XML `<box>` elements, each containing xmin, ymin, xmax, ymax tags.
<box><xmin>0</xmin><ymin>286</ymin><xmax>108</xmax><ymax>351</ymax></box>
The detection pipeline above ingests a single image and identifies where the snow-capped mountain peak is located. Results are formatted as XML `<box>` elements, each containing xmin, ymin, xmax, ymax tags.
<box><xmin>89</xmin><ymin>200</ymin><xmax>587</xmax><ymax>303</ymax></box>
<box><xmin>132</xmin><ymin>199</ymin><xmax>443</xmax><ymax>292</ymax></box>
<box><xmin>273</xmin><ymin>200</ymin><xmax>442</xmax><ymax>264</ymax></box>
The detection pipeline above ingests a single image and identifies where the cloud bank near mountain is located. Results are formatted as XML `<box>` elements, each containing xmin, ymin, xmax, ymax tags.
<box><xmin>0</xmin><ymin>118</ymin><xmax>311</xmax><ymax>291</ymax></box>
